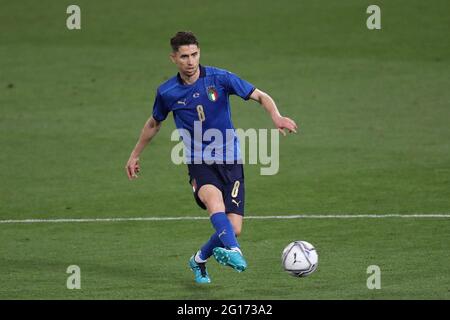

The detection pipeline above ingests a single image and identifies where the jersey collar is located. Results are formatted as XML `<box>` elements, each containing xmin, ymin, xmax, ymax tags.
<box><xmin>177</xmin><ymin>65</ymin><xmax>206</xmax><ymax>85</ymax></box>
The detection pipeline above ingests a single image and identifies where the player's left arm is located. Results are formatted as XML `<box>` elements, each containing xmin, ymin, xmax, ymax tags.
<box><xmin>249</xmin><ymin>88</ymin><xmax>298</xmax><ymax>136</ymax></box>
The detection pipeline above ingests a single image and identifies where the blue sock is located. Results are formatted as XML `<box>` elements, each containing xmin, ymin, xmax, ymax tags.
<box><xmin>210</xmin><ymin>212</ymin><xmax>239</xmax><ymax>249</ymax></box>
<box><xmin>199</xmin><ymin>232</ymin><xmax>223</xmax><ymax>260</ymax></box>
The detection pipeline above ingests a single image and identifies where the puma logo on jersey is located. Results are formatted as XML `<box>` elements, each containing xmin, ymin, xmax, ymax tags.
<box><xmin>218</xmin><ymin>229</ymin><xmax>227</xmax><ymax>238</ymax></box>
<box><xmin>232</xmin><ymin>199</ymin><xmax>241</xmax><ymax>207</ymax></box>
<box><xmin>177</xmin><ymin>99</ymin><xmax>187</xmax><ymax>105</ymax></box>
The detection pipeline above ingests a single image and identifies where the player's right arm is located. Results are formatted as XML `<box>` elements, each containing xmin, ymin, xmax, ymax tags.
<box><xmin>125</xmin><ymin>116</ymin><xmax>162</xmax><ymax>180</ymax></box>
<box><xmin>249</xmin><ymin>89</ymin><xmax>298</xmax><ymax>136</ymax></box>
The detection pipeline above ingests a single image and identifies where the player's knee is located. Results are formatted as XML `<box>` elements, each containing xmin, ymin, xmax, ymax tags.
<box><xmin>202</xmin><ymin>198</ymin><xmax>225</xmax><ymax>213</ymax></box>
<box><xmin>208</xmin><ymin>202</ymin><xmax>225</xmax><ymax>213</ymax></box>
<box><xmin>198</xmin><ymin>189</ymin><xmax>225</xmax><ymax>213</ymax></box>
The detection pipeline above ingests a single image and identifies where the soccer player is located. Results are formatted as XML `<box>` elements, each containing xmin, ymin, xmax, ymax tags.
<box><xmin>125</xmin><ymin>31</ymin><xmax>297</xmax><ymax>284</ymax></box>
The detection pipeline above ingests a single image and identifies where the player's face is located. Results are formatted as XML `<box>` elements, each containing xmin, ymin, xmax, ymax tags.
<box><xmin>170</xmin><ymin>45</ymin><xmax>200</xmax><ymax>77</ymax></box>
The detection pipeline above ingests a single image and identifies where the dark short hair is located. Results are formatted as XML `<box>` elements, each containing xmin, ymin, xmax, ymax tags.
<box><xmin>170</xmin><ymin>31</ymin><xmax>199</xmax><ymax>52</ymax></box>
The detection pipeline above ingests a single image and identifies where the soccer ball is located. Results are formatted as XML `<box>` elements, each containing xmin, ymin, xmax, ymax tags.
<box><xmin>281</xmin><ymin>240</ymin><xmax>318</xmax><ymax>277</ymax></box>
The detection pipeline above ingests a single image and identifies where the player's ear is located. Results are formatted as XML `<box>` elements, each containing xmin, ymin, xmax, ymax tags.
<box><xmin>169</xmin><ymin>52</ymin><xmax>176</xmax><ymax>64</ymax></box>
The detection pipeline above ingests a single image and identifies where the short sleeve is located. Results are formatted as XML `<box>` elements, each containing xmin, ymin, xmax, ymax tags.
<box><xmin>224</xmin><ymin>71</ymin><xmax>255</xmax><ymax>100</ymax></box>
<box><xmin>151</xmin><ymin>90</ymin><xmax>169</xmax><ymax>122</ymax></box>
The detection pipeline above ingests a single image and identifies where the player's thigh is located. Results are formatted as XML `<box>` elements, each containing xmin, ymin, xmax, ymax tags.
<box><xmin>226</xmin><ymin>213</ymin><xmax>243</xmax><ymax>237</ymax></box>
<box><xmin>197</xmin><ymin>184</ymin><xmax>225</xmax><ymax>215</ymax></box>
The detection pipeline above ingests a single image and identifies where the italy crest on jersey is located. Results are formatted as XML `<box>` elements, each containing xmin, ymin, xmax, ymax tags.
<box><xmin>207</xmin><ymin>86</ymin><xmax>218</xmax><ymax>102</ymax></box>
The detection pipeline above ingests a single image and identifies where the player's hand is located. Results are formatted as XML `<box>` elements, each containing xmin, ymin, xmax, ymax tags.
<box><xmin>273</xmin><ymin>115</ymin><xmax>298</xmax><ymax>136</ymax></box>
<box><xmin>125</xmin><ymin>156</ymin><xmax>140</xmax><ymax>180</ymax></box>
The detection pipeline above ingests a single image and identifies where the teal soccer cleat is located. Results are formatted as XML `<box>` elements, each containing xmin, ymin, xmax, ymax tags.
<box><xmin>189</xmin><ymin>255</ymin><xmax>211</xmax><ymax>284</ymax></box>
<box><xmin>212</xmin><ymin>247</ymin><xmax>247</xmax><ymax>272</ymax></box>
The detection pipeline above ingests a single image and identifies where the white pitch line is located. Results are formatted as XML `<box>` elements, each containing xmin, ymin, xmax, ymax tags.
<box><xmin>0</xmin><ymin>214</ymin><xmax>449</xmax><ymax>224</ymax></box>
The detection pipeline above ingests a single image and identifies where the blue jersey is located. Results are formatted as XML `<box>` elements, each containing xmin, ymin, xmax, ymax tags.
<box><xmin>152</xmin><ymin>65</ymin><xmax>255</xmax><ymax>163</ymax></box>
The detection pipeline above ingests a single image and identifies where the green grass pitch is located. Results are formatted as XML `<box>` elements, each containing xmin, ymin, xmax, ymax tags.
<box><xmin>0</xmin><ymin>0</ymin><xmax>449</xmax><ymax>299</ymax></box>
